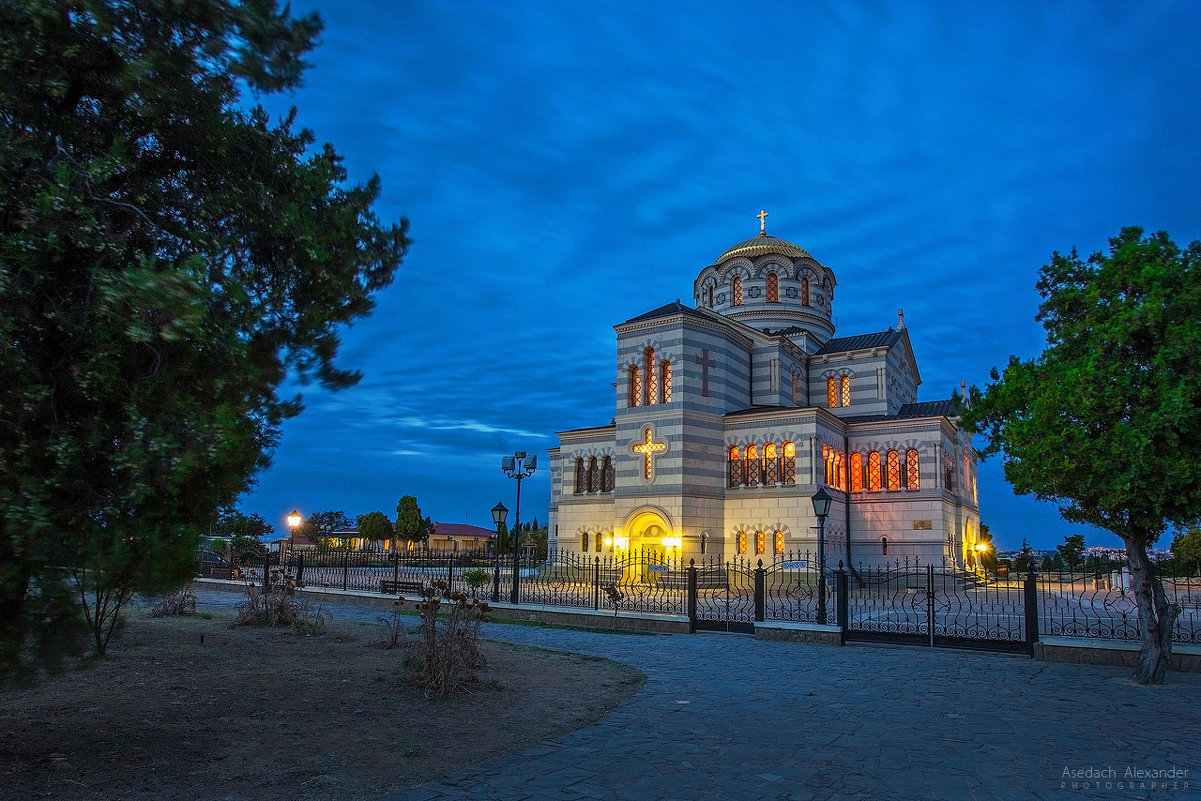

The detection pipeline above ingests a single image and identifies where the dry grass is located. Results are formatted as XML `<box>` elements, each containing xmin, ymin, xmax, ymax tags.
<box><xmin>0</xmin><ymin>604</ymin><xmax>645</xmax><ymax>801</ymax></box>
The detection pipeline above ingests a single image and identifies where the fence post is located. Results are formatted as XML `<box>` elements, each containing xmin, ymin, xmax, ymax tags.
<box><xmin>342</xmin><ymin>549</ymin><xmax>350</xmax><ymax>591</ymax></box>
<box><xmin>263</xmin><ymin>551</ymin><xmax>271</xmax><ymax>594</ymax></box>
<box><xmin>687</xmin><ymin>559</ymin><xmax>698</xmax><ymax>633</ymax></box>
<box><xmin>754</xmin><ymin>559</ymin><xmax>765</xmax><ymax>622</ymax></box>
<box><xmin>447</xmin><ymin>554</ymin><xmax>454</xmax><ymax>591</ymax></box>
<box><xmin>393</xmin><ymin>551</ymin><xmax>400</xmax><ymax>590</ymax></box>
<box><xmin>593</xmin><ymin>557</ymin><xmax>601</xmax><ymax>611</ymax></box>
<box><xmin>836</xmin><ymin>564</ymin><xmax>848</xmax><ymax>642</ymax></box>
<box><xmin>296</xmin><ymin>552</ymin><xmax>305</xmax><ymax>588</ymax></box>
<box><xmin>926</xmin><ymin>563</ymin><xmax>935</xmax><ymax>648</ymax></box>
<box><xmin>1024</xmin><ymin>570</ymin><xmax>1040</xmax><ymax>654</ymax></box>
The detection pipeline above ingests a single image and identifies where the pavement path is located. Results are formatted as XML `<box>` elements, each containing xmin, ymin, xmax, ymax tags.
<box><xmin>198</xmin><ymin>589</ymin><xmax>1200</xmax><ymax>801</ymax></box>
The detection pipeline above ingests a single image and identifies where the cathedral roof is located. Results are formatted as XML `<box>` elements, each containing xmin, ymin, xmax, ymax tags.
<box><xmin>713</xmin><ymin>234</ymin><xmax>814</xmax><ymax>264</ymax></box>
<box><xmin>621</xmin><ymin>300</ymin><xmax>710</xmax><ymax>325</ymax></box>
<box><xmin>813</xmin><ymin>329</ymin><xmax>902</xmax><ymax>354</ymax></box>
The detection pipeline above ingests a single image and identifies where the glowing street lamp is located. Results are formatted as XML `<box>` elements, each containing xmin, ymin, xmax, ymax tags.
<box><xmin>491</xmin><ymin>501</ymin><xmax>508</xmax><ymax>602</ymax></box>
<box><xmin>286</xmin><ymin>509</ymin><xmax>302</xmax><ymax>556</ymax></box>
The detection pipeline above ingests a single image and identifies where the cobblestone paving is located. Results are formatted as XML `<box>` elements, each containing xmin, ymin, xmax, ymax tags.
<box><xmin>198</xmin><ymin>589</ymin><xmax>1201</xmax><ymax>801</ymax></box>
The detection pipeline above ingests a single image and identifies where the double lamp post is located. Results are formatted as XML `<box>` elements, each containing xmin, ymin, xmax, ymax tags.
<box><xmin>495</xmin><ymin>450</ymin><xmax>536</xmax><ymax>604</ymax></box>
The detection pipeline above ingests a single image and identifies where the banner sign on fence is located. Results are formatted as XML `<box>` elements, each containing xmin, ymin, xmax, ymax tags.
<box><xmin>781</xmin><ymin>560</ymin><xmax>809</xmax><ymax>570</ymax></box>
<box><xmin>648</xmin><ymin>565</ymin><xmax>670</xmax><ymax>573</ymax></box>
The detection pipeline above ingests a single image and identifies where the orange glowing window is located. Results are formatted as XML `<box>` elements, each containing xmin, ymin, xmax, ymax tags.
<box><xmin>840</xmin><ymin>375</ymin><xmax>851</xmax><ymax>407</ymax></box>
<box><xmin>850</xmin><ymin>452</ymin><xmax>864</xmax><ymax>492</ymax></box>
<box><xmin>774</xmin><ymin>531</ymin><xmax>785</xmax><ymax>555</ymax></box>
<box><xmin>661</xmin><ymin>360</ymin><xmax>672</xmax><ymax>403</ymax></box>
<box><xmin>737</xmin><ymin>531</ymin><xmax>748</xmax><ymax>555</ymax></box>
<box><xmin>868</xmin><ymin>452</ymin><xmax>882</xmax><ymax>491</ymax></box>
<box><xmin>782</xmin><ymin>441</ymin><xmax>796</xmax><ymax>484</ymax></box>
<box><xmin>906</xmin><ymin>449</ymin><xmax>920</xmax><ymax>489</ymax></box>
<box><xmin>801</xmin><ymin>276</ymin><xmax>810</xmax><ymax>305</ymax></box>
<box><xmin>755</xmin><ymin>531</ymin><xmax>766</xmax><ymax>555</ymax></box>
<box><xmin>887</xmin><ymin>450</ymin><xmax>901</xmax><ymax>491</ymax></box>
<box><xmin>629</xmin><ymin>365</ymin><xmax>641</xmax><ymax>407</ymax></box>
<box><xmin>827</xmin><ymin>377</ymin><xmax>837</xmax><ymax>408</ymax></box>
<box><xmin>767</xmin><ymin>272</ymin><xmax>779</xmax><ymax>303</ymax></box>
<box><xmin>733</xmin><ymin>276</ymin><xmax>743</xmax><ymax>305</ymax></box>
<box><xmin>645</xmin><ymin>348</ymin><xmax>657</xmax><ymax>406</ymax></box>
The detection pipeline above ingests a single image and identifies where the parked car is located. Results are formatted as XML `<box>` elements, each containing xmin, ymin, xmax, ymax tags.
<box><xmin>196</xmin><ymin>550</ymin><xmax>234</xmax><ymax>578</ymax></box>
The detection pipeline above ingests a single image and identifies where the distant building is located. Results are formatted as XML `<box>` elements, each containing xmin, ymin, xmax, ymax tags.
<box><xmin>548</xmin><ymin>218</ymin><xmax>982</xmax><ymax>569</ymax></box>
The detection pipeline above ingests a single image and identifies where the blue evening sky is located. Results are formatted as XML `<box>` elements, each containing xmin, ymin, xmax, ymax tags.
<box><xmin>239</xmin><ymin>1</ymin><xmax>1201</xmax><ymax>551</ymax></box>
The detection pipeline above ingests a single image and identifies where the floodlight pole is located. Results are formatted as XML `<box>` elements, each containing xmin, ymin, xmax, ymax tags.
<box><xmin>501</xmin><ymin>451</ymin><xmax>536</xmax><ymax>604</ymax></box>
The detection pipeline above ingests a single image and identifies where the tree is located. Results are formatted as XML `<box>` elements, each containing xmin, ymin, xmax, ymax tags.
<box><xmin>962</xmin><ymin>227</ymin><xmax>1200</xmax><ymax>684</ymax></box>
<box><xmin>298</xmin><ymin>510</ymin><xmax>353</xmax><ymax>548</ymax></box>
<box><xmin>1171</xmin><ymin>529</ymin><xmax>1201</xmax><ymax>573</ymax></box>
<box><xmin>395</xmin><ymin>496</ymin><xmax>434</xmax><ymax>547</ymax></box>
<box><xmin>1012</xmin><ymin>539</ymin><xmax>1037</xmax><ymax>573</ymax></box>
<box><xmin>1057</xmin><ymin>534</ymin><xmax>1087</xmax><ymax>571</ymax></box>
<box><xmin>356</xmin><ymin>511</ymin><xmax>393</xmax><ymax>545</ymax></box>
<box><xmin>210</xmin><ymin>507</ymin><xmax>272</xmax><ymax>561</ymax></box>
<box><xmin>0</xmin><ymin>0</ymin><xmax>408</xmax><ymax>678</ymax></box>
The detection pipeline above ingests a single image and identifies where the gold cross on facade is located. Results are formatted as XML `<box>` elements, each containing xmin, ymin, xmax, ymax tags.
<box><xmin>631</xmin><ymin>427</ymin><xmax>666</xmax><ymax>480</ymax></box>
<box><xmin>757</xmin><ymin>209</ymin><xmax>768</xmax><ymax>235</ymax></box>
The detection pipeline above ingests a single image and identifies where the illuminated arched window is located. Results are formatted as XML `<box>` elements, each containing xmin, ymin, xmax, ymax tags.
<box><xmin>582</xmin><ymin>532</ymin><xmax>589</xmax><ymax>552</ymax></box>
<box><xmin>840</xmin><ymin>375</ymin><xmax>851</xmax><ymax>407</ymax></box>
<box><xmin>728</xmin><ymin>446</ymin><xmax>742</xmax><ymax>487</ymax></box>
<box><xmin>661</xmin><ymin>360</ymin><xmax>672</xmax><ymax>403</ymax></box>
<box><xmin>906</xmin><ymin>449</ymin><xmax>920</xmax><ymax>489</ymax></box>
<box><xmin>629</xmin><ymin>365</ymin><xmax>641</xmax><ymax>407</ymax></box>
<box><xmin>732</xmin><ymin>276</ymin><xmax>743</xmax><ymax>306</ymax></box>
<box><xmin>827</xmin><ymin>377</ymin><xmax>838</xmax><ymax>408</ymax></box>
<box><xmin>574</xmin><ymin>457</ymin><xmax>585</xmax><ymax>494</ymax></box>
<box><xmin>601</xmin><ymin>455</ymin><xmax>614</xmax><ymax>492</ymax></box>
<box><xmin>587</xmin><ymin>455</ymin><xmax>599</xmax><ymax>492</ymax></box>
<box><xmin>801</xmin><ymin>276</ymin><xmax>810</xmax><ymax>306</ymax></box>
<box><xmin>763</xmin><ymin>443</ymin><xmax>778</xmax><ymax>484</ymax></box>
<box><xmin>886</xmin><ymin>450</ymin><xmax>901</xmax><ymax>491</ymax></box>
<box><xmin>737</xmin><ymin>530</ymin><xmax>748</xmax><ymax>555</ymax></box>
<box><xmin>645</xmin><ymin>348</ymin><xmax>657</xmax><ymax>406</ymax></box>
<box><xmin>774</xmin><ymin>531</ymin><xmax>785</xmax><ymax>555</ymax></box>
<box><xmin>745</xmin><ymin>444</ymin><xmax>760</xmax><ymax>485</ymax></box>
<box><xmin>755</xmin><ymin>530</ymin><xmax>766</xmax><ymax>555</ymax></box>
<box><xmin>782</xmin><ymin>441</ymin><xmax>796</xmax><ymax>484</ymax></box>
<box><xmin>868</xmin><ymin>452</ymin><xmax>882</xmax><ymax>491</ymax></box>
<box><xmin>767</xmin><ymin>272</ymin><xmax>779</xmax><ymax>302</ymax></box>
<box><xmin>850</xmin><ymin>452</ymin><xmax>864</xmax><ymax>492</ymax></box>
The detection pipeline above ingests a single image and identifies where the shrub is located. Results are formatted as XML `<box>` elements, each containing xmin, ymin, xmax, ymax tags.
<box><xmin>462</xmin><ymin>567</ymin><xmax>490</xmax><ymax>597</ymax></box>
<box><xmin>149</xmin><ymin>584</ymin><xmax>198</xmax><ymax>618</ymax></box>
<box><xmin>405</xmin><ymin>580</ymin><xmax>489</xmax><ymax>697</ymax></box>
<box><xmin>377</xmin><ymin>600</ymin><xmax>408</xmax><ymax>649</ymax></box>
<box><xmin>235</xmin><ymin>583</ymin><xmax>304</xmax><ymax>628</ymax></box>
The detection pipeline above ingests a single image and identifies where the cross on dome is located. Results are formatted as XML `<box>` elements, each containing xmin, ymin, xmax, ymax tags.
<box><xmin>757</xmin><ymin>209</ymin><xmax>768</xmax><ymax>236</ymax></box>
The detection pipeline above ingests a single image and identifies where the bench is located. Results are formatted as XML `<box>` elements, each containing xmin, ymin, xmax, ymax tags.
<box><xmin>380</xmin><ymin>579</ymin><xmax>425</xmax><ymax>595</ymax></box>
<box><xmin>208</xmin><ymin>567</ymin><xmax>240</xmax><ymax>581</ymax></box>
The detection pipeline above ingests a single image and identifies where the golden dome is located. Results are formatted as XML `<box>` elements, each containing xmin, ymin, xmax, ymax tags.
<box><xmin>714</xmin><ymin>234</ymin><xmax>813</xmax><ymax>264</ymax></box>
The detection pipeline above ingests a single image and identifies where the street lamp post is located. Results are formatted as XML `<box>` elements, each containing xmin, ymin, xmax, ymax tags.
<box><xmin>501</xmin><ymin>451</ymin><xmax>537</xmax><ymax>604</ymax></box>
<box><xmin>285</xmin><ymin>510</ymin><xmax>302</xmax><ymax>594</ymax></box>
<box><xmin>491</xmin><ymin>501</ymin><xmax>508</xmax><ymax>602</ymax></box>
<box><xmin>811</xmin><ymin>487</ymin><xmax>832</xmax><ymax>625</ymax></box>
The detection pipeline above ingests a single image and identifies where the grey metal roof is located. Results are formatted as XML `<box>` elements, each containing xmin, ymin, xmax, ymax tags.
<box><xmin>621</xmin><ymin>300</ymin><xmax>710</xmax><ymax>325</ymax></box>
<box><xmin>813</xmin><ymin>329</ymin><xmax>902</xmax><ymax>355</ymax></box>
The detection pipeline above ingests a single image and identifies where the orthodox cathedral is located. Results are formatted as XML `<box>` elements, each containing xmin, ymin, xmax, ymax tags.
<box><xmin>547</xmin><ymin>213</ymin><xmax>982</xmax><ymax>570</ymax></box>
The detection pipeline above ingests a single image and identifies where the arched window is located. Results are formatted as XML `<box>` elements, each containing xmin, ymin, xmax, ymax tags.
<box><xmin>850</xmin><ymin>452</ymin><xmax>864</xmax><ymax>492</ymax></box>
<box><xmin>582</xmin><ymin>532</ymin><xmax>589</xmax><ymax>552</ymax></box>
<box><xmin>707</xmin><ymin>285</ymin><xmax>714</xmax><ymax>307</ymax></box>
<box><xmin>840</xmin><ymin>375</ymin><xmax>851</xmax><ymax>407</ymax></box>
<box><xmin>596</xmin><ymin>534</ymin><xmax>603</xmax><ymax>553</ymax></box>
<box><xmin>745</xmin><ymin>444</ymin><xmax>760</xmax><ymax>485</ymax></box>
<box><xmin>629</xmin><ymin>365</ymin><xmax>641</xmax><ymax>407</ymax></box>
<box><xmin>645</xmin><ymin>347</ymin><xmax>657</xmax><ymax>406</ymax></box>
<box><xmin>574</xmin><ymin>457</ymin><xmax>585</xmax><ymax>494</ymax></box>
<box><xmin>661</xmin><ymin>360</ymin><xmax>672</xmax><ymax>403</ymax></box>
<box><xmin>944</xmin><ymin>457</ymin><xmax>955</xmax><ymax>491</ymax></box>
<box><xmin>587</xmin><ymin>455</ymin><xmax>599</xmax><ymax>492</ymax></box>
<box><xmin>755</xmin><ymin>531</ymin><xmax>766</xmax><ymax>555</ymax></box>
<box><xmin>906</xmin><ymin>449</ymin><xmax>920</xmax><ymax>489</ymax></box>
<box><xmin>728</xmin><ymin>446</ymin><xmax>742</xmax><ymax>487</ymax></box>
<box><xmin>801</xmin><ymin>276</ymin><xmax>810</xmax><ymax>306</ymax></box>
<box><xmin>827</xmin><ymin>377</ymin><xmax>838</xmax><ymax>408</ymax></box>
<box><xmin>733</xmin><ymin>276</ymin><xmax>743</xmax><ymax>306</ymax></box>
<box><xmin>774</xmin><ymin>531</ymin><xmax>786</xmax><ymax>555</ymax></box>
<box><xmin>881</xmin><ymin>537</ymin><xmax>888</xmax><ymax>555</ymax></box>
<box><xmin>868</xmin><ymin>451</ymin><xmax>882</xmax><ymax>491</ymax></box>
<box><xmin>601</xmin><ymin>455</ymin><xmax>614</xmax><ymax>492</ymax></box>
<box><xmin>782</xmin><ymin>441</ymin><xmax>796</xmax><ymax>484</ymax></box>
<box><xmin>763</xmin><ymin>442</ymin><xmax>778</xmax><ymax>484</ymax></box>
<box><xmin>791</xmin><ymin>371</ymin><xmax>801</xmax><ymax>405</ymax></box>
<box><xmin>886</xmin><ymin>450</ymin><xmax>901</xmax><ymax>490</ymax></box>
<box><xmin>737</xmin><ymin>530</ymin><xmax>748</xmax><ymax>555</ymax></box>
<box><xmin>767</xmin><ymin>272</ymin><xmax>779</xmax><ymax>302</ymax></box>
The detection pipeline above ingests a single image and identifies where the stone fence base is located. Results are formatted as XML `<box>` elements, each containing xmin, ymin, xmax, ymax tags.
<box><xmin>1034</xmin><ymin>636</ymin><xmax>1201</xmax><ymax>673</ymax></box>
